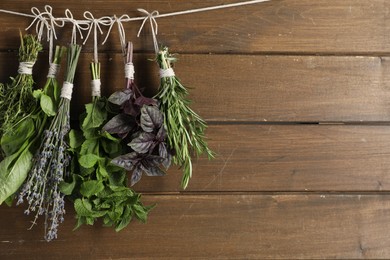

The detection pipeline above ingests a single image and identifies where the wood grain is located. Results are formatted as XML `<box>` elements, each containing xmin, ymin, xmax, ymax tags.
<box><xmin>1</xmin><ymin>194</ymin><xmax>390</xmax><ymax>259</ymax></box>
<box><xmin>0</xmin><ymin>52</ymin><xmax>389</xmax><ymax>122</ymax></box>
<box><xmin>135</xmin><ymin>124</ymin><xmax>390</xmax><ymax>192</ymax></box>
<box><xmin>0</xmin><ymin>1</ymin><xmax>389</xmax><ymax>54</ymax></box>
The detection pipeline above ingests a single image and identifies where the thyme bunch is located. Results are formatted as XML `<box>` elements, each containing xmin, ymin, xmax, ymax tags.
<box><xmin>0</xmin><ymin>33</ymin><xmax>42</xmax><ymax>136</ymax></box>
<box><xmin>156</xmin><ymin>47</ymin><xmax>214</xmax><ymax>189</ymax></box>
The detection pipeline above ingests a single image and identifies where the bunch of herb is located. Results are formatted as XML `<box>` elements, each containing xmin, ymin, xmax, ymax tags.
<box><xmin>64</xmin><ymin>60</ymin><xmax>153</xmax><ymax>231</ymax></box>
<box><xmin>0</xmin><ymin>33</ymin><xmax>42</xmax><ymax>137</ymax></box>
<box><xmin>0</xmin><ymin>46</ymin><xmax>66</xmax><ymax>206</ymax></box>
<box><xmin>103</xmin><ymin>42</ymin><xmax>171</xmax><ymax>185</ymax></box>
<box><xmin>155</xmin><ymin>47</ymin><xmax>214</xmax><ymax>189</ymax></box>
<box><xmin>17</xmin><ymin>44</ymin><xmax>81</xmax><ymax>242</ymax></box>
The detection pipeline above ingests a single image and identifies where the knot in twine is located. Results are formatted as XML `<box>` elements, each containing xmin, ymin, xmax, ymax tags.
<box><xmin>137</xmin><ymin>9</ymin><xmax>160</xmax><ymax>54</ymax></box>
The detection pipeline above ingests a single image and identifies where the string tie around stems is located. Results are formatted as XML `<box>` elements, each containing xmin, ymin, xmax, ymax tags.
<box><xmin>61</xmin><ymin>82</ymin><xmax>74</xmax><ymax>100</ymax></box>
<box><xmin>125</xmin><ymin>62</ymin><xmax>135</xmax><ymax>80</ymax></box>
<box><xmin>91</xmin><ymin>79</ymin><xmax>101</xmax><ymax>97</ymax></box>
<box><xmin>18</xmin><ymin>62</ymin><xmax>35</xmax><ymax>75</ymax></box>
<box><xmin>137</xmin><ymin>9</ymin><xmax>160</xmax><ymax>54</ymax></box>
<box><xmin>159</xmin><ymin>68</ymin><xmax>175</xmax><ymax>78</ymax></box>
<box><xmin>47</xmin><ymin>63</ymin><xmax>60</xmax><ymax>78</ymax></box>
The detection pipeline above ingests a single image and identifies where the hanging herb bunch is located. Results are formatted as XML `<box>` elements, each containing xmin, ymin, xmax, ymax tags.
<box><xmin>0</xmin><ymin>33</ymin><xmax>42</xmax><ymax>140</ymax></box>
<box><xmin>103</xmin><ymin>42</ymin><xmax>171</xmax><ymax>186</ymax></box>
<box><xmin>0</xmin><ymin>34</ymin><xmax>46</xmax><ymax>205</ymax></box>
<box><xmin>155</xmin><ymin>47</ymin><xmax>215</xmax><ymax>189</ymax></box>
<box><xmin>17</xmin><ymin>44</ymin><xmax>81</xmax><ymax>242</ymax></box>
<box><xmin>65</xmin><ymin>54</ymin><xmax>153</xmax><ymax>231</ymax></box>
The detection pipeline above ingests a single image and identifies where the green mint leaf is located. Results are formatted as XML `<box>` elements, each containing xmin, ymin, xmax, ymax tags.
<box><xmin>78</xmin><ymin>154</ymin><xmax>100</xmax><ymax>169</ymax></box>
<box><xmin>69</xmin><ymin>129</ymin><xmax>84</xmax><ymax>150</ymax></box>
<box><xmin>80</xmin><ymin>180</ymin><xmax>105</xmax><ymax>197</ymax></box>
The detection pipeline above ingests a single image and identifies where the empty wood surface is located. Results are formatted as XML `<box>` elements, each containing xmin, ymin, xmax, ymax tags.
<box><xmin>1</xmin><ymin>195</ymin><xmax>390</xmax><ymax>259</ymax></box>
<box><xmin>0</xmin><ymin>0</ymin><xmax>390</xmax><ymax>259</ymax></box>
<box><xmin>135</xmin><ymin>125</ymin><xmax>390</xmax><ymax>192</ymax></box>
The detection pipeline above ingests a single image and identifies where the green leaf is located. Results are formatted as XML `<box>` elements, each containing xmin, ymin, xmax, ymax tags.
<box><xmin>78</xmin><ymin>154</ymin><xmax>100</xmax><ymax>169</ymax></box>
<box><xmin>132</xmin><ymin>204</ymin><xmax>148</xmax><ymax>223</ymax></box>
<box><xmin>69</xmin><ymin>129</ymin><xmax>84</xmax><ymax>150</ymax></box>
<box><xmin>115</xmin><ymin>205</ymin><xmax>132</xmax><ymax>232</ymax></box>
<box><xmin>80</xmin><ymin>138</ymin><xmax>99</xmax><ymax>155</ymax></box>
<box><xmin>4</xmin><ymin>195</ymin><xmax>14</xmax><ymax>207</ymax></box>
<box><xmin>0</xmin><ymin>147</ymin><xmax>33</xmax><ymax>204</ymax></box>
<box><xmin>74</xmin><ymin>198</ymin><xmax>93</xmax><ymax>217</ymax></box>
<box><xmin>40</xmin><ymin>94</ymin><xmax>56</xmax><ymax>116</ymax></box>
<box><xmin>32</xmin><ymin>89</ymin><xmax>43</xmax><ymax>99</ymax></box>
<box><xmin>59</xmin><ymin>174</ymin><xmax>78</xmax><ymax>195</ymax></box>
<box><xmin>1</xmin><ymin>118</ymin><xmax>35</xmax><ymax>156</ymax></box>
<box><xmin>80</xmin><ymin>180</ymin><xmax>105</xmax><ymax>197</ymax></box>
<box><xmin>82</xmin><ymin>100</ymin><xmax>107</xmax><ymax>131</ymax></box>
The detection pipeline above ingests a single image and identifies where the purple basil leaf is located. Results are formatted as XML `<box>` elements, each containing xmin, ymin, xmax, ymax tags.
<box><xmin>156</xmin><ymin>125</ymin><xmax>167</xmax><ymax>141</ymax></box>
<box><xmin>140</xmin><ymin>105</ymin><xmax>163</xmax><ymax>133</ymax></box>
<box><xmin>111</xmin><ymin>152</ymin><xmax>140</xmax><ymax>171</ymax></box>
<box><xmin>108</xmin><ymin>89</ymin><xmax>133</xmax><ymax>106</ymax></box>
<box><xmin>102</xmin><ymin>114</ymin><xmax>135</xmax><ymax>135</ymax></box>
<box><xmin>159</xmin><ymin>142</ymin><xmax>168</xmax><ymax>159</ymax></box>
<box><xmin>135</xmin><ymin>96</ymin><xmax>157</xmax><ymax>107</ymax></box>
<box><xmin>123</xmin><ymin>99</ymin><xmax>139</xmax><ymax>117</ymax></box>
<box><xmin>131</xmin><ymin>166</ymin><xmax>143</xmax><ymax>186</ymax></box>
<box><xmin>128</xmin><ymin>132</ymin><xmax>155</xmax><ymax>154</ymax></box>
<box><xmin>140</xmin><ymin>162</ymin><xmax>166</xmax><ymax>177</ymax></box>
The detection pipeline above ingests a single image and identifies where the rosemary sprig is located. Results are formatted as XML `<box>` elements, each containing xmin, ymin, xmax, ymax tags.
<box><xmin>156</xmin><ymin>47</ymin><xmax>214</xmax><ymax>189</ymax></box>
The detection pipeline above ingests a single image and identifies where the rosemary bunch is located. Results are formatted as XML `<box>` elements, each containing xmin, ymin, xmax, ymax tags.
<box><xmin>17</xmin><ymin>44</ymin><xmax>81</xmax><ymax>242</ymax></box>
<box><xmin>0</xmin><ymin>33</ymin><xmax>42</xmax><ymax>136</ymax></box>
<box><xmin>155</xmin><ymin>47</ymin><xmax>214</xmax><ymax>189</ymax></box>
<box><xmin>0</xmin><ymin>46</ymin><xmax>66</xmax><ymax>206</ymax></box>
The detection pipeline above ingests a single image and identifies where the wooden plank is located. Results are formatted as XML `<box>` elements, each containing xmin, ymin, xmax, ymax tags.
<box><xmin>0</xmin><ymin>52</ymin><xmax>389</xmax><ymax>122</ymax></box>
<box><xmin>0</xmin><ymin>1</ymin><xmax>389</xmax><ymax>54</ymax></box>
<box><xmin>1</xmin><ymin>194</ymin><xmax>390</xmax><ymax>259</ymax></box>
<box><xmin>135</xmin><ymin>125</ymin><xmax>390</xmax><ymax>192</ymax></box>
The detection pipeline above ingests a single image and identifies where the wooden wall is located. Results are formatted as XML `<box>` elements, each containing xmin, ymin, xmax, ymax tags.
<box><xmin>1</xmin><ymin>0</ymin><xmax>390</xmax><ymax>259</ymax></box>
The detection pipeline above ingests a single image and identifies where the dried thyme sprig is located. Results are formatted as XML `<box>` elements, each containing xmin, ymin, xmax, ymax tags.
<box><xmin>17</xmin><ymin>44</ymin><xmax>81</xmax><ymax>242</ymax></box>
<box><xmin>155</xmin><ymin>47</ymin><xmax>214</xmax><ymax>189</ymax></box>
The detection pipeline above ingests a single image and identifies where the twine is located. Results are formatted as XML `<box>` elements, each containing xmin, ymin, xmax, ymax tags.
<box><xmin>18</xmin><ymin>62</ymin><xmax>35</xmax><ymax>75</ymax></box>
<box><xmin>91</xmin><ymin>79</ymin><xmax>101</xmax><ymax>97</ymax></box>
<box><xmin>60</xmin><ymin>82</ymin><xmax>74</xmax><ymax>100</ymax></box>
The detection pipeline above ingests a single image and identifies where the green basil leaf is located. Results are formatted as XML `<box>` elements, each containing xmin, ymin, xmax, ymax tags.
<box><xmin>40</xmin><ymin>94</ymin><xmax>56</xmax><ymax>116</ymax></box>
<box><xmin>0</xmin><ymin>147</ymin><xmax>33</xmax><ymax>204</ymax></box>
<box><xmin>74</xmin><ymin>198</ymin><xmax>93</xmax><ymax>217</ymax></box>
<box><xmin>1</xmin><ymin>118</ymin><xmax>35</xmax><ymax>156</ymax></box>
